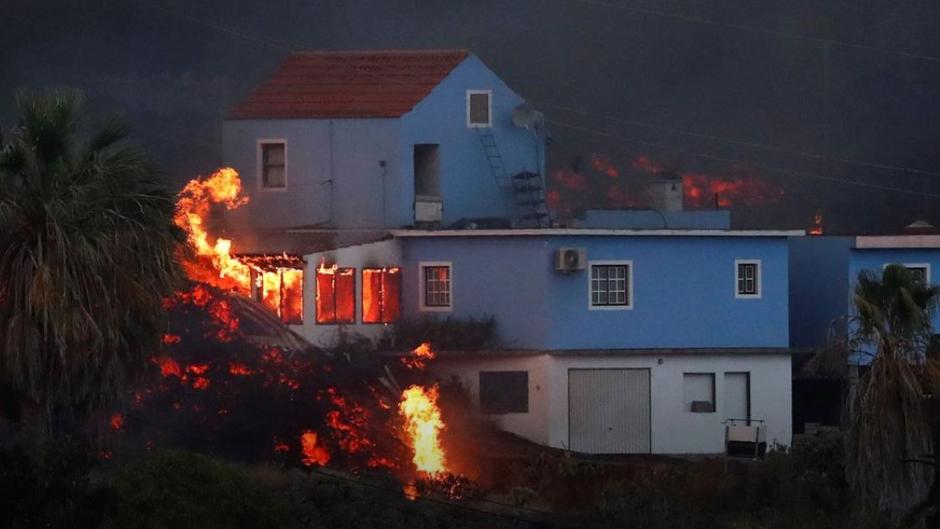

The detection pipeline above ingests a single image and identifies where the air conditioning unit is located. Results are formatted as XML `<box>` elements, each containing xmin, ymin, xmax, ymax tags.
<box><xmin>554</xmin><ymin>248</ymin><xmax>586</xmax><ymax>272</ymax></box>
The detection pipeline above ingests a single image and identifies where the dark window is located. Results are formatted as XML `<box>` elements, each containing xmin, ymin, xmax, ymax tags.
<box><xmin>480</xmin><ymin>371</ymin><xmax>528</xmax><ymax>414</ymax></box>
<box><xmin>683</xmin><ymin>373</ymin><xmax>716</xmax><ymax>413</ymax></box>
<box><xmin>362</xmin><ymin>268</ymin><xmax>401</xmax><ymax>323</ymax></box>
<box><xmin>413</xmin><ymin>144</ymin><xmax>440</xmax><ymax>196</ymax></box>
<box><xmin>261</xmin><ymin>142</ymin><xmax>286</xmax><ymax>188</ymax></box>
<box><xmin>906</xmin><ymin>266</ymin><xmax>928</xmax><ymax>284</ymax></box>
<box><xmin>590</xmin><ymin>264</ymin><xmax>629</xmax><ymax>306</ymax></box>
<box><xmin>468</xmin><ymin>91</ymin><xmax>491</xmax><ymax>127</ymax></box>
<box><xmin>737</xmin><ymin>262</ymin><xmax>759</xmax><ymax>296</ymax></box>
<box><xmin>315</xmin><ymin>267</ymin><xmax>355</xmax><ymax>324</ymax></box>
<box><xmin>423</xmin><ymin>265</ymin><xmax>451</xmax><ymax>308</ymax></box>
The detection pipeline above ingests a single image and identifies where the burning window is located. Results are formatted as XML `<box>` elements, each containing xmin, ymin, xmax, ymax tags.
<box><xmin>316</xmin><ymin>266</ymin><xmax>355</xmax><ymax>324</ymax></box>
<box><xmin>362</xmin><ymin>268</ymin><xmax>401</xmax><ymax>324</ymax></box>
<box><xmin>590</xmin><ymin>263</ymin><xmax>632</xmax><ymax>308</ymax></box>
<box><xmin>260</xmin><ymin>141</ymin><xmax>286</xmax><ymax>189</ymax></box>
<box><xmin>420</xmin><ymin>263</ymin><xmax>451</xmax><ymax>310</ymax></box>
<box><xmin>243</xmin><ymin>256</ymin><xmax>305</xmax><ymax>325</ymax></box>
<box><xmin>735</xmin><ymin>260</ymin><xmax>761</xmax><ymax>298</ymax></box>
<box><xmin>467</xmin><ymin>90</ymin><xmax>491</xmax><ymax>127</ymax></box>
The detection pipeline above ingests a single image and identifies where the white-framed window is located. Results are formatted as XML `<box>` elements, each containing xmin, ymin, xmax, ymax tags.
<box><xmin>884</xmin><ymin>262</ymin><xmax>931</xmax><ymax>284</ymax></box>
<box><xmin>735</xmin><ymin>259</ymin><xmax>761</xmax><ymax>299</ymax></box>
<box><xmin>588</xmin><ymin>260</ymin><xmax>633</xmax><ymax>310</ymax></box>
<box><xmin>418</xmin><ymin>261</ymin><xmax>452</xmax><ymax>312</ymax></box>
<box><xmin>257</xmin><ymin>139</ymin><xmax>287</xmax><ymax>190</ymax></box>
<box><xmin>466</xmin><ymin>90</ymin><xmax>492</xmax><ymax>128</ymax></box>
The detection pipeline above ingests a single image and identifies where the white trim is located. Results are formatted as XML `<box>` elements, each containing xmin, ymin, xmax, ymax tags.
<box><xmin>257</xmin><ymin>138</ymin><xmax>288</xmax><ymax>192</ymax></box>
<box><xmin>587</xmin><ymin>260</ymin><xmax>634</xmax><ymax>311</ymax></box>
<box><xmin>391</xmin><ymin>229</ymin><xmax>804</xmax><ymax>238</ymax></box>
<box><xmin>418</xmin><ymin>261</ymin><xmax>453</xmax><ymax>312</ymax></box>
<box><xmin>883</xmin><ymin>262</ymin><xmax>932</xmax><ymax>283</ymax></box>
<box><xmin>466</xmin><ymin>89</ymin><xmax>492</xmax><ymax>128</ymax></box>
<box><xmin>734</xmin><ymin>259</ymin><xmax>762</xmax><ymax>299</ymax></box>
<box><xmin>856</xmin><ymin>235</ymin><xmax>940</xmax><ymax>249</ymax></box>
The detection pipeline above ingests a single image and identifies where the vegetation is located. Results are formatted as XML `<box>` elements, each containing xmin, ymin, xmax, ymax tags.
<box><xmin>846</xmin><ymin>265</ymin><xmax>939</xmax><ymax>522</ymax></box>
<box><xmin>0</xmin><ymin>90</ymin><xmax>184</xmax><ymax>436</ymax></box>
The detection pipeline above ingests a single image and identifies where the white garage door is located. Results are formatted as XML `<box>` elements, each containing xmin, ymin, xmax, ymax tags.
<box><xmin>569</xmin><ymin>369</ymin><xmax>651</xmax><ymax>454</ymax></box>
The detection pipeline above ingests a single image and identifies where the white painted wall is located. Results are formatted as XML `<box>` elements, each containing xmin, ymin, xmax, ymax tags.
<box><xmin>296</xmin><ymin>239</ymin><xmax>402</xmax><ymax>347</ymax></box>
<box><xmin>429</xmin><ymin>355</ymin><xmax>553</xmax><ymax>446</ymax></box>
<box><xmin>433</xmin><ymin>353</ymin><xmax>792</xmax><ymax>455</ymax></box>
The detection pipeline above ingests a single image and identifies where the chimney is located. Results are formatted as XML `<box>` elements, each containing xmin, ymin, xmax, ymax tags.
<box><xmin>648</xmin><ymin>171</ymin><xmax>683</xmax><ymax>211</ymax></box>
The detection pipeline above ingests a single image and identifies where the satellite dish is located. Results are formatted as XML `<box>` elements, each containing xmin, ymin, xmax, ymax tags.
<box><xmin>512</xmin><ymin>102</ymin><xmax>545</xmax><ymax>131</ymax></box>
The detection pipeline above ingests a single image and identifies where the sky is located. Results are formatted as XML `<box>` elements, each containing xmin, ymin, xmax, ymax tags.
<box><xmin>3</xmin><ymin>0</ymin><xmax>940</xmax><ymax>232</ymax></box>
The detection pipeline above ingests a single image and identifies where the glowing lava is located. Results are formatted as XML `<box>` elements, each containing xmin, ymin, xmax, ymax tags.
<box><xmin>300</xmin><ymin>430</ymin><xmax>331</xmax><ymax>466</ymax></box>
<box><xmin>399</xmin><ymin>385</ymin><xmax>446</xmax><ymax>475</ymax></box>
<box><xmin>809</xmin><ymin>210</ymin><xmax>824</xmax><ymax>235</ymax></box>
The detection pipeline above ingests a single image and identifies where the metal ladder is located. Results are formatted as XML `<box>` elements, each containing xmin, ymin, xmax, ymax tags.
<box><xmin>476</xmin><ymin>130</ymin><xmax>512</xmax><ymax>190</ymax></box>
<box><xmin>476</xmin><ymin>130</ymin><xmax>549</xmax><ymax>227</ymax></box>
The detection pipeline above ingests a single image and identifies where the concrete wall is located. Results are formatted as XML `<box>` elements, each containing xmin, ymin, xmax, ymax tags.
<box><xmin>296</xmin><ymin>239</ymin><xmax>402</xmax><ymax>347</ymax></box>
<box><xmin>788</xmin><ymin>236</ymin><xmax>853</xmax><ymax>349</ymax></box>
<box><xmin>401</xmin><ymin>234</ymin><xmax>791</xmax><ymax>350</ymax></box>
<box><xmin>400</xmin><ymin>55</ymin><xmax>544</xmax><ymax>227</ymax></box>
<box><xmin>432</xmin><ymin>352</ymin><xmax>792</xmax><ymax>454</ymax></box>
<box><xmin>222</xmin><ymin>118</ymin><xmax>401</xmax><ymax>230</ymax></box>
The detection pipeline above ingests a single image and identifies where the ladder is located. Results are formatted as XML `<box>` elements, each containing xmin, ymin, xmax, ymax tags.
<box><xmin>476</xmin><ymin>130</ymin><xmax>549</xmax><ymax>227</ymax></box>
<box><xmin>476</xmin><ymin>130</ymin><xmax>512</xmax><ymax>189</ymax></box>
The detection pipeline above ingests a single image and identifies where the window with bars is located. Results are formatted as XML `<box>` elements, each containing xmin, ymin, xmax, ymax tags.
<box><xmin>735</xmin><ymin>260</ymin><xmax>761</xmax><ymax>298</ymax></box>
<box><xmin>260</xmin><ymin>141</ymin><xmax>286</xmax><ymax>189</ymax></box>
<box><xmin>420</xmin><ymin>264</ymin><xmax>451</xmax><ymax>310</ymax></box>
<box><xmin>315</xmin><ymin>267</ymin><xmax>355</xmax><ymax>324</ymax></box>
<box><xmin>362</xmin><ymin>268</ymin><xmax>401</xmax><ymax>324</ymax></box>
<box><xmin>906</xmin><ymin>266</ymin><xmax>928</xmax><ymax>284</ymax></box>
<box><xmin>590</xmin><ymin>263</ymin><xmax>631</xmax><ymax>308</ymax></box>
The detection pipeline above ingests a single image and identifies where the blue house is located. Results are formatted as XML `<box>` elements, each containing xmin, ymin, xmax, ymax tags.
<box><xmin>223</xmin><ymin>49</ymin><xmax>797</xmax><ymax>455</ymax></box>
<box><xmin>790</xmin><ymin>231</ymin><xmax>940</xmax><ymax>357</ymax></box>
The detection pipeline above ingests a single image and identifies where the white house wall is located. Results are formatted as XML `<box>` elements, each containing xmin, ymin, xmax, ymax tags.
<box><xmin>296</xmin><ymin>238</ymin><xmax>403</xmax><ymax>347</ymax></box>
<box><xmin>433</xmin><ymin>353</ymin><xmax>792</xmax><ymax>455</ymax></box>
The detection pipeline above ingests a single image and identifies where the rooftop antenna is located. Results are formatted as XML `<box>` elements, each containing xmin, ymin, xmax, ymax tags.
<box><xmin>511</xmin><ymin>102</ymin><xmax>546</xmax><ymax>135</ymax></box>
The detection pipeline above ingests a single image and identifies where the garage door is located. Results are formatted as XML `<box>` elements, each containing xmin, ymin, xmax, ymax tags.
<box><xmin>568</xmin><ymin>369</ymin><xmax>651</xmax><ymax>454</ymax></box>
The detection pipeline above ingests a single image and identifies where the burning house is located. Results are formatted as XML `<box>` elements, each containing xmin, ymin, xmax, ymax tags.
<box><xmin>213</xmin><ymin>49</ymin><xmax>797</xmax><ymax>455</ymax></box>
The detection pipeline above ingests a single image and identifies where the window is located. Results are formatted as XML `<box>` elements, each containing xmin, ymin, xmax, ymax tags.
<box><xmin>467</xmin><ymin>90</ymin><xmax>492</xmax><ymax>127</ymax></box>
<box><xmin>479</xmin><ymin>371</ymin><xmax>528</xmax><ymax>414</ymax></box>
<box><xmin>419</xmin><ymin>262</ymin><xmax>452</xmax><ymax>311</ymax></box>
<box><xmin>413</xmin><ymin>144</ymin><xmax>441</xmax><ymax>197</ymax></box>
<box><xmin>251</xmin><ymin>268</ymin><xmax>304</xmax><ymax>324</ymax></box>
<box><xmin>900</xmin><ymin>263</ymin><xmax>930</xmax><ymax>284</ymax></box>
<box><xmin>683</xmin><ymin>373</ymin><xmax>716</xmax><ymax>413</ymax></box>
<box><xmin>735</xmin><ymin>259</ymin><xmax>761</xmax><ymax>299</ymax></box>
<box><xmin>589</xmin><ymin>261</ymin><xmax>633</xmax><ymax>309</ymax></box>
<box><xmin>315</xmin><ymin>267</ymin><xmax>355</xmax><ymax>324</ymax></box>
<box><xmin>259</xmin><ymin>140</ymin><xmax>286</xmax><ymax>189</ymax></box>
<box><xmin>362</xmin><ymin>268</ymin><xmax>401</xmax><ymax>324</ymax></box>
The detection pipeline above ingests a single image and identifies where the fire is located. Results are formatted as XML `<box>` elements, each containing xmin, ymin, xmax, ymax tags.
<box><xmin>175</xmin><ymin>167</ymin><xmax>251</xmax><ymax>293</ymax></box>
<box><xmin>300</xmin><ymin>430</ymin><xmax>331</xmax><ymax>466</ymax></box>
<box><xmin>809</xmin><ymin>210</ymin><xmax>824</xmax><ymax>235</ymax></box>
<box><xmin>399</xmin><ymin>385</ymin><xmax>446</xmax><ymax>475</ymax></box>
<box><xmin>401</xmin><ymin>342</ymin><xmax>436</xmax><ymax>370</ymax></box>
<box><xmin>110</xmin><ymin>413</ymin><xmax>125</xmax><ymax>431</ymax></box>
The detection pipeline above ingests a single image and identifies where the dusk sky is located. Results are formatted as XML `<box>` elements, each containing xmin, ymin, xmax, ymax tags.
<box><xmin>5</xmin><ymin>0</ymin><xmax>940</xmax><ymax>232</ymax></box>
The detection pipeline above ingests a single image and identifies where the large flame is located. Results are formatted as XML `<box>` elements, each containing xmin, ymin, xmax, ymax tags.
<box><xmin>399</xmin><ymin>384</ymin><xmax>446</xmax><ymax>475</ymax></box>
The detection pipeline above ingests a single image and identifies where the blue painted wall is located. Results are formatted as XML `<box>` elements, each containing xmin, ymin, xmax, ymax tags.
<box><xmin>579</xmin><ymin>210</ymin><xmax>731</xmax><ymax>230</ymax></box>
<box><xmin>788</xmin><ymin>236</ymin><xmax>853</xmax><ymax>348</ymax></box>
<box><xmin>222</xmin><ymin>53</ymin><xmax>543</xmax><ymax>230</ymax></box>
<box><xmin>401</xmin><ymin>234</ymin><xmax>790</xmax><ymax>350</ymax></box>
<box><xmin>400</xmin><ymin>54</ymin><xmax>544</xmax><ymax>227</ymax></box>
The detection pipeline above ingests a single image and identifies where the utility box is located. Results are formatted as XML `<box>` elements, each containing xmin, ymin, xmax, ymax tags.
<box><xmin>415</xmin><ymin>195</ymin><xmax>443</xmax><ymax>224</ymax></box>
<box><xmin>648</xmin><ymin>172</ymin><xmax>683</xmax><ymax>211</ymax></box>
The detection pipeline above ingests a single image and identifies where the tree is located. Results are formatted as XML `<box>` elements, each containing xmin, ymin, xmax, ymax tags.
<box><xmin>0</xmin><ymin>89</ymin><xmax>184</xmax><ymax>436</ymax></box>
<box><xmin>846</xmin><ymin>264</ymin><xmax>939</xmax><ymax>522</ymax></box>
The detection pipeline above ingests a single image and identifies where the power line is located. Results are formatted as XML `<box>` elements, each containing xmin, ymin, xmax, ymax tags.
<box><xmin>536</xmin><ymin>101</ymin><xmax>940</xmax><ymax>179</ymax></box>
<box><xmin>565</xmin><ymin>0</ymin><xmax>940</xmax><ymax>64</ymax></box>
<box><xmin>547</xmin><ymin>118</ymin><xmax>940</xmax><ymax>200</ymax></box>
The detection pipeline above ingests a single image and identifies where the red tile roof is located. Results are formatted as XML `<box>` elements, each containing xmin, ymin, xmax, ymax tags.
<box><xmin>229</xmin><ymin>49</ymin><xmax>470</xmax><ymax>119</ymax></box>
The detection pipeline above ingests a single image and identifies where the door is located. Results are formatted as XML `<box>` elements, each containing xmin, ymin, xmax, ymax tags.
<box><xmin>724</xmin><ymin>372</ymin><xmax>750</xmax><ymax>423</ymax></box>
<box><xmin>568</xmin><ymin>369</ymin><xmax>651</xmax><ymax>454</ymax></box>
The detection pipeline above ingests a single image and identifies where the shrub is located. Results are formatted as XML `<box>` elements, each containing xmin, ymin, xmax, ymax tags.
<box><xmin>101</xmin><ymin>450</ymin><xmax>297</xmax><ymax>529</ymax></box>
<box><xmin>388</xmin><ymin>317</ymin><xmax>496</xmax><ymax>351</ymax></box>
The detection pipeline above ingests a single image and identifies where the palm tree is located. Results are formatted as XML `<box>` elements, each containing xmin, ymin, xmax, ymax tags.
<box><xmin>846</xmin><ymin>264</ymin><xmax>940</xmax><ymax>522</ymax></box>
<box><xmin>0</xmin><ymin>89</ymin><xmax>184</xmax><ymax>436</ymax></box>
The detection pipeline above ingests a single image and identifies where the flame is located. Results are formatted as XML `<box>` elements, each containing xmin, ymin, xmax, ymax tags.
<box><xmin>682</xmin><ymin>170</ymin><xmax>784</xmax><ymax>208</ymax></box>
<box><xmin>152</xmin><ymin>356</ymin><xmax>182</xmax><ymax>378</ymax></box>
<box><xmin>110</xmin><ymin>413</ymin><xmax>125</xmax><ymax>431</ymax></box>
<box><xmin>300</xmin><ymin>430</ymin><xmax>331</xmax><ymax>466</ymax></box>
<box><xmin>175</xmin><ymin>168</ymin><xmax>251</xmax><ymax>293</ymax></box>
<box><xmin>400</xmin><ymin>342</ymin><xmax>436</xmax><ymax>370</ymax></box>
<box><xmin>399</xmin><ymin>384</ymin><xmax>446</xmax><ymax>475</ymax></box>
<box><xmin>809</xmin><ymin>210</ymin><xmax>824</xmax><ymax>235</ymax></box>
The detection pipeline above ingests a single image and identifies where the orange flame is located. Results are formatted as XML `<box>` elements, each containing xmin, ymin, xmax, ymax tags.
<box><xmin>175</xmin><ymin>168</ymin><xmax>251</xmax><ymax>293</ymax></box>
<box><xmin>399</xmin><ymin>384</ymin><xmax>446</xmax><ymax>475</ymax></box>
<box><xmin>109</xmin><ymin>413</ymin><xmax>125</xmax><ymax>431</ymax></box>
<box><xmin>400</xmin><ymin>342</ymin><xmax>436</xmax><ymax>370</ymax></box>
<box><xmin>300</xmin><ymin>430</ymin><xmax>331</xmax><ymax>466</ymax></box>
<box><xmin>809</xmin><ymin>210</ymin><xmax>824</xmax><ymax>236</ymax></box>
